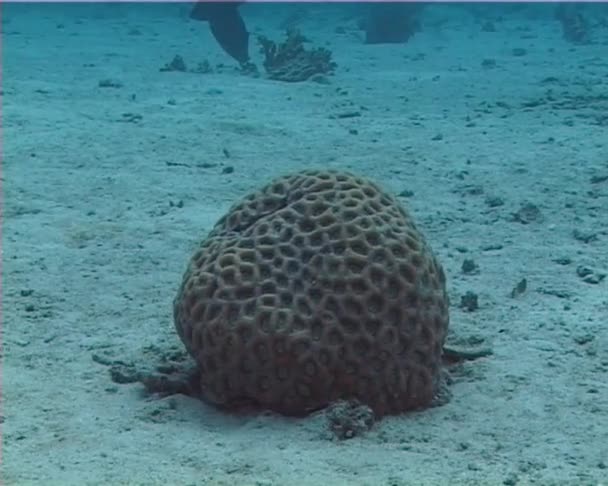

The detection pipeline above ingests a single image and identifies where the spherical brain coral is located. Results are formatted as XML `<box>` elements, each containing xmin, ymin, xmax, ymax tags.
<box><xmin>173</xmin><ymin>170</ymin><xmax>449</xmax><ymax>416</ymax></box>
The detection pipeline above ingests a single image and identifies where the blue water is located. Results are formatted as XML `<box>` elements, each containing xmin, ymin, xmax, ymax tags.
<box><xmin>2</xmin><ymin>2</ymin><xmax>607</xmax><ymax>485</ymax></box>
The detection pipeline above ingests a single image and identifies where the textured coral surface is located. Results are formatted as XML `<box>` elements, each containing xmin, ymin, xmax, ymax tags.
<box><xmin>173</xmin><ymin>170</ymin><xmax>449</xmax><ymax>416</ymax></box>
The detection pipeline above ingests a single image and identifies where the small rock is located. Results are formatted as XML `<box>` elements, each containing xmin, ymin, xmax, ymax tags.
<box><xmin>332</xmin><ymin>111</ymin><xmax>361</xmax><ymax>120</ymax></box>
<box><xmin>119</xmin><ymin>113</ymin><xmax>143</xmax><ymax>124</ymax></box>
<box><xmin>461</xmin><ymin>259</ymin><xmax>479</xmax><ymax>275</ymax></box>
<box><xmin>109</xmin><ymin>363</ymin><xmax>140</xmax><ymax>384</ymax></box>
<box><xmin>553</xmin><ymin>257</ymin><xmax>572</xmax><ymax>265</ymax></box>
<box><xmin>576</xmin><ymin>266</ymin><xmax>606</xmax><ymax>284</ymax></box>
<box><xmin>160</xmin><ymin>55</ymin><xmax>187</xmax><ymax>72</ymax></box>
<box><xmin>510</xmin><ymin>278</ymin><xmax>527</xmax><ymax>298</ymax></box>
<box><xmin>572</xmin><ymin>229</ymin><xmax>597</xmax><ymax>244</ymax></box>
<box><xmin>481</xmin><ymin>243</ymin><xmax>503</xmax><ymax>251</ymax></box>
<box><xmin>485</xmin><ymin>195</ymin><xmax>504</xmax><ymax>207</ymax></box>
<box><xmin>590</xmin><ymin>174</ymin><xmax>608</xmax><ymax>184</ymax></box>
<box><xmin>460</xmin><ymin>291</ymin><xmax>479</xmax><ymax>311</ymax></box>
<box><xmin>511</xmin><ymin>202</ymin><xmax>542</xmax><ymax>224</ymax></box>
<box><xmin>98</xmin><ymin>79</ymin><xmax>123</xmax><ymax>88</ymax></box>
<box><xmin>573</xmin><ymin>333</ymin><xmax>594</xmax><ymax>345</ymax></box>
<box><xmin>325</xmin><ymin>400</ymin><xmax>375</xmax><ymax>440</ymax></box>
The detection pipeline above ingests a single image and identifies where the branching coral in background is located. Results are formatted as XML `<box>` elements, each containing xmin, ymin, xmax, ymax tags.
<box><xmin>555</xmin><ymin>3</ymin><xmax>590</xmax><ymax>44</ymax></box>
<box><xmin>257</xmin><ymin>29</ymin><xmax>336</xmax><ymax>82</ymax></box>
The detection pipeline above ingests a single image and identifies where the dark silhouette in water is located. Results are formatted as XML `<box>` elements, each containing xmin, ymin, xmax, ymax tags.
<box><xmin>190</xmin><ymin>1</ymin><xmax>249</xmax><ymax>64</ymax></box>
<box><xmin>364</xmin><ymin>3</ymin><xmax>424</xmax><ymax>44</ymax></box>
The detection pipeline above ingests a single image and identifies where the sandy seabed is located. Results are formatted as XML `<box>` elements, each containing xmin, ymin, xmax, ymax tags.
<box><xmin>2</xmin><ymin>3</ymin><xmax>607</xmax><ymax>485</ymax></box>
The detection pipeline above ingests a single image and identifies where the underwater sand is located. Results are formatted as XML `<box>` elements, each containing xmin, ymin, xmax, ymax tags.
<box><xmin>2</xmin><ymin>3</ymin><xmax>607</xmax><ymax>485</ymax></box>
